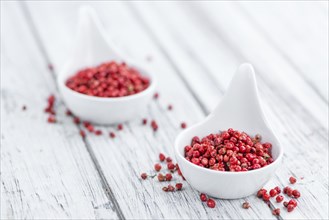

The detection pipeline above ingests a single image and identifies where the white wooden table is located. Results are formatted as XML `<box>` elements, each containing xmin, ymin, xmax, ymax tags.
<box><xmin>1</xmin><ymin>1</ymin><xmax>328</xmax><ymax>219</ymax></box>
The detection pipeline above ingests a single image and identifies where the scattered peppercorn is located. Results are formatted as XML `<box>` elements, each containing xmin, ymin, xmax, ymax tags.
<box><xmin>166</xmin><ymin>157</ymin><xmax>172</xmax><ymax>163</ymax></box>
<box><xmin>276</xmin><ymin>195</ymin><xmax>284</xmax><ymax>203</ymax></box>
<box><xmin>175</xmin><ymin>183</ymin><xmax>183</xmax><ymax>190</ymax></box>
<box><xmin>207</xmin><ymin>198</ymin><xmax>216</xmax><ymax>208</ymax></box>
<box><xmin>22</xmin><ymin>105</ymin><xmax>27</xmax><ymax>111</ymax></box>
<box><xmin>263</xmin><ymin>193</ymin><xmax>270</xmax><ymax>201</ymax></box>
<box><xmin>141</xmin><ymin>173</ymin><xmax>147</xmax><ymax>180</ymax></box>
<box><xmin>47</xmin><ymin>115</ymin><xmax>56</xmax><ymax>123</ymax></box>
<box><xmin>165</xmin><ymin>173</ymin><xmax>172</xmax><ymax>181</ymax></box>
<box><xmin>168</xmin><ymin>185</ymin><xmax>175</xmax><ymax>192</ymax></box>
<box><xmin>79</xmin><ymin>130</ymin><xmax>86</xmax><ymax>138</ymax></box>
<box><xmin>257</xmin><ymin>189</ymin><xmax>267</xmax><ymax>198</ymax></box>
<box><xmin>159</xmin><ymin>153</ymin><xmax>166</xmax><ymax>162</ymax></box>
<box><xmin>274</xmin><ymin>186</ymin><xmax>281</xmax><ymax>194</ymax></box>
<box><xmin>66</xmin><ymin>109</ymin><xmax>72</xmax><ymax>116</ymax></box>
<box><xmin>154</xmin><ymin>163</ymin><xmax>162</xmax><ymax>172</ymax></box>
<box><xmin>242</xmin><ymin>201</ymin><xmax>250</xmax><ymax>209</ymax></box>
<box><xmin>292</xmin><ymin>189</ymin><xmax>300</xmax><ymax>198</ymax></box>
<box><xmin>200</xmin><ymin>193</ymin><xmax>207</xmax><ymax>202</ymax></box>
<box><xmin>109</xmin><ymin>132</ymin><xmax>116</xmax><ymax>138</ymax></box>
<box><xmin>181</xmin><ymin>122</ymin><xmax>187</xmax><ymax>129</ymax></box>
<box><xmin>289</xmin><ymin>176</ymin><xmax>297</xmax><ymax>184</ymax></box>
<box><xmin>153</xmin><ymin>92</ymin><xmax>159</xmax><ymax>99</ymax></box>
<box><xmin>157</xmin><ymin>173</ymin><xmax>165</xmax><ymax>182</ymax></box>
<box><xmin>287</xmin><ymin>204</ymin><xmax>294</xmax><ymax>212</ymax></box>
<box><xmin>269</xmin><ymin>189</ymin><xmax>277</xmax><ymax>197</ymax></box>
<box><xmin>288</xmin><ymin>199</ymin><xmax>297</xmax><ymax>207</ymax></box>
<box><xmin>272</xmin><ymin>208</ymin><xmax>280</xmax><ymax>216</ymax></box>
<box><xmin>142</xmin><ymin>118</ymin><xmax>147</xmax><ymax>125</ymax></box>
<box><xmin>66</xmin><ymin>61</ymin><xmax>150</xmax><ymax>98</ymax></box>
<box><xmin>151</xmin><ymin>120</ymin><xmax>158</xmax><ymax>131</ymax></box>
<box><xmin>167</xmin><ymin>163</ymin><xmax>175</xmax><ymax>171</ymax></box>
<box><xmin>95</xmin><ymin>130</ymin><xmax>102</xmax><ymax>135</ymax></box>
<box><xmin>73</xmin><ymin>117</ymin><xmax>80</xmax><ymax>124</ymax></box>
<box><xmin>168</xmin><ymin>105</ymin><xmax>173</xmax><ymax>110</ymax></box>
<box><xmin>117</xmin><ymin>124</ymin><xmax>123</xmax><ymax>131</ymax></box>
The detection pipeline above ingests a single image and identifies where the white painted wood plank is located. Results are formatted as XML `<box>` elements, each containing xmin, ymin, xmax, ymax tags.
<box><xmin>193</xmin><ymin>1</ymin><xmax>328</xmax><ymax>130</ymax></box>
<box><xmin>131</xmin><ymin>1</ymin><xmax>328</xmax><ymax>219</ymax></box>
<box><xmin>237</xmin><ymin>1</ymin><xmax>328</xmax><ymax>101</ymax></box>
<box><xmin>24</xmin><ymin>1</ymin><xmax>269</xmax><ymax>219</ymax></box>
<box><xmin>20</xmin><ymin>1</ymin><xmax>329</xmax><ymax>219</ymax></box>
<box><xmin>1</xmin><ymin>2</ymin><xmax>118</xmax><ymax>219</ymax></box>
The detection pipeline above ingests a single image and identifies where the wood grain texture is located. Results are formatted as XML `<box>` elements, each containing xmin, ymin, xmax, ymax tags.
<box><xmin>1</xmin><ymin>2</ymin><xmax>118</xmax><ymax>219</ymax></box>
<box><xmin>1</xmin><ymin>1</ymin><xmax>328</xmax><ymax>219</ymax></box>
<box><xmin>130</xmin><ymin>1</ymin><xmax>328</xmax><ymax>219</ymax></box>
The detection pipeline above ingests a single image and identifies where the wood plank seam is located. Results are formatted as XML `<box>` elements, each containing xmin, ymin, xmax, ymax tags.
<box><xmin>19</xmin><ymin>2</ymin><xmax>125</xmax><ymax>219</ymax></box>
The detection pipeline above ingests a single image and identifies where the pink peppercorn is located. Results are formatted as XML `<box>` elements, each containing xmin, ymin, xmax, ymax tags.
<box><xmin>109</xmin><ymin>132</ymin><xmax>116</xmax><ymax>138</ymax></box>
<box><xmin>200</xmin><ymin>193</ymin><xmax>207</xmax><ymax>202</ymax></box>
<box><xmin>168</xmin><ymin>105</ymin><xmax>173</xmax><ymax>110</ymax></box>
<box><xmin>181</xmin><ymin>122</ymin><xmax>187</xmax><ymax>129</ymax></box>
<box><xmin>276</xmin><ymin>195</ymin><xmax>284</xmax><ymax>203</ymax></box>
<box><xmin>292</xmin><ymin>189</ymin><xmax>301</xmax><ymax>198</ymax></box>
<box><xmin>154</xmin><ymin>163</ymin><xmax>162</xmax><ymax>172</ymax></box>
<box><xmin>168</xmin><ymin>185</ymin><xmax>175</xmax><ymax>192</ymax></box>
<box><xmin>167</xmin><ymin>163</ymin><xmax>175</xmax><ymax>171</ymax></box>
<box><xmin>165</xmin><ymin>173</ymin><xmax>172</xmax><ymax>181</ymax></box>
<box><xmin>47</xmin><ymin>115</ymin><xmax>56</xmax><ymax>123</ymax></box>
<box><xmin>263</xmin><ymin>193</ymin><xmax>270</xmax><ymax>201</ymax></box>
<box><xmin>207</xmin><ymin>199</ymin><xmax>216</xmax><ymax>208</ymax></box>
<box><xmin>117</xmin><ymin>124</ymin><xmax>123</xmax><ymax>131</ymax></box>
<box><xmin>272</xmin><ymin>208</ymin><xmax>280</xmax><ymax>216</ymax></box>
<box><xmin>159</xmin><ymin>153</ymin><xmax>166</xmax><ymax>162</ymax></box>
<box><xmin>142</xmin><ymin>119</ymin><xmax>147</xmax><ymax>125</ymax></box>
<box><xmin>269</xmin><ymin>189</ymin><xmax>278</xmax><ymax>197</ymax></box>
<box><xmin>151</xmin><ymin>120</ymin><xmax>158</xmax><ymax>131</ymax></box>
<box><xmin>157</xmin><ymin>173</ymin><xmax>165</xmax><ymax>182</ymax></box>
<box><xmin>289</xmin><ymin>176</ymin><xmax>297</xmax><ymax>184</ymax></box>
<box><xmin>79</xmin><ymin>130</ymin><xmax>86</xmax><ymax>138</ymax></box>
<box><xmin>166</xmin><ymin>157</ymin><xmax>172</xmax><ymax>163</ymax></box>
<box><xmin>175</xmin><ymin>183</ymin><xmax>183</xmax><ymax>190</ymax></box>
<box><xmin>141</xmin><ymin>173</ymin><xmax>147</xmax><ymax>180</ymax></box>
<box><xmin>95</xmin><ymin>130</ymin><xmax>102</xmax><ymax>135</ymax></box>
<box><xmin>287</xmin><ymin>204</ymin><xmax>294</xmax><ymax>212</ymax></box>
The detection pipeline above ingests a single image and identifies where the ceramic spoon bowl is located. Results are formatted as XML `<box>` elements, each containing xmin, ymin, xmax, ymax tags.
<box><xmin>57</xmin><ymin>6</ymin><xmax>156</xmax><ymax>124</ymax></box>
<box><xmin>174</xmin><ymin>63</ymin><xmax>283</xmax><ymax>199</ymax></box>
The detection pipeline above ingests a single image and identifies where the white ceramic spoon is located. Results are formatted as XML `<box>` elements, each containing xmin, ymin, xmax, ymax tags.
<box><xmin>175</xmin><ymin>63</ymin><xmax>283</xmax><ymax>199</ymax></box>
<box><xmin>57</xmin><ymin>6</ymin><xmax>156</xmax><ymax>124</ymax></box>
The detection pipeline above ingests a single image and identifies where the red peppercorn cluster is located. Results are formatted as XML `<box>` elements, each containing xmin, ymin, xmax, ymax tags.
<box><xmin>199</xmin><ymin>193</ymin><xmax>216</xmax><ymax>208</ymax></box>
<box><xmin>66</xmin><ymin>61</ymin><xmax>150</xmax><ymax>98</ymax></box>
<box><xmin>257</xmin><ymin>176</ymin><xmax>301</xmax><ymax>215</ymax></box>
<box><xmin>184</xmin><ymin>129</ymin><xmax>274</xmax><ymax>172</ymax></box>
<box><xmin>140</xmin><ymin>153</ymin><xmax>184</xmax><ymax>193</ymax></box>
<box><xmin>45</xmin><ymin>95</ymin><xmax>57</xmax><ymax>123</ymax></box>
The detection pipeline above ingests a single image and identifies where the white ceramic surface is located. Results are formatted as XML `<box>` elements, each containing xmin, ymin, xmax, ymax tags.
<box><xmin>57</xmin><ymin>6</ymin><xmax>156</xmax><ymax>124</ymax></box>
<box><xmin>175</xmin><ymin>63</ymin><xmax>283</xmax><ymax>199</ymax></box>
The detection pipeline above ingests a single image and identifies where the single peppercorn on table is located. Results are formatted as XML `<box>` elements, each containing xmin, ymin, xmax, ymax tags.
<box><xmin>1</xmin><ymin>1</ymin><xmax>328</xmax><ymax>220</ymax></box>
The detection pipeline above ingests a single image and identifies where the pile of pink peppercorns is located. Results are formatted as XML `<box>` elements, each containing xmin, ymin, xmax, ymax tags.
<box><xmin>257</xmin><ymin>176</ymin><xmax>301</xmax><ymax>215</ymax></box>
<box><xmin>66</xmin><ymin>61</ymin><xmax>150</xmax><ymax>98</ymax></box>
<box><xmin>184</xmin><ymin>128</ymin><xmax>273</xmax><ymax>172</ymax></box>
